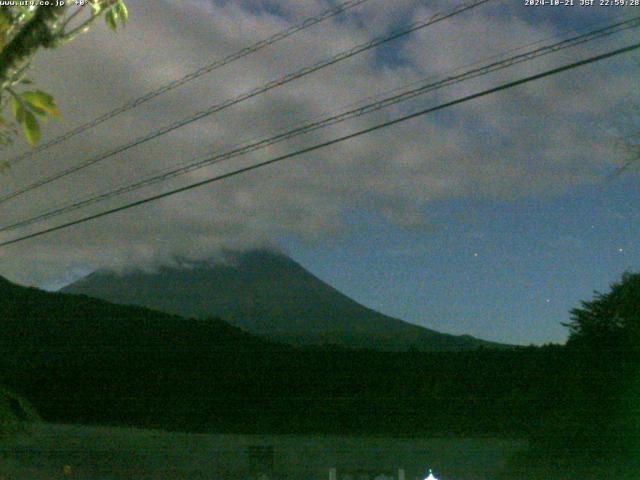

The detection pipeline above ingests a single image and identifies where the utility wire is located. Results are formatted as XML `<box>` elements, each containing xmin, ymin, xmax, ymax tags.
<box><xmin>1</xmin><ymin>40</ymin><xmax>637</xmax><ymax>248</ymax></box>
<box><xmin>3</xmin><ymin>0</ymin><xmax>373</xmax><ymax>166</ymax></box>
<box><xmin>3</xmin><ymin>15</ymin><xmax>638</xmax><ymax>234</ymax></box>
<box><xmin>0</xmin><ymin>0</ymin><xmax>493</xmax><ymax>205</ymax></box>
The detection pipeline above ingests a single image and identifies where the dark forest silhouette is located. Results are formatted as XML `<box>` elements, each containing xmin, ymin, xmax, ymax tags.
<box><xmin>0</xmin><ymin>272</ymin><xmax>637</xmax><ymax>479</ymax></box>
<box><xmin>498</xmin><ymin>273</ymin><xmax>640</xmax><ymax>479</ymax></box>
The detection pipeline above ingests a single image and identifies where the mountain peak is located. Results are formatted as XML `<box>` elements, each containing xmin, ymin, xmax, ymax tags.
<box><xmin>62</xmin><ymin>250</ymin><xmax>506</xmax><ymax>351</ymax></box>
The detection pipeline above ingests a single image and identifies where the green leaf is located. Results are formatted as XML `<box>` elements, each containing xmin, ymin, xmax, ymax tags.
<box><xmin>105</xmin><ymin>9</ymin><xmax>117</xmax><ymax>31</ymax></box>
<box><xmin>22</xmin><ymin>110</ymin><xmax>40</xmax><ymax>147</ymax></box>
<box><xmin>116</xmin><ymin>1</ymin><xmax>128</xmax><ymax>26</ymax></box>
<box><xmin>29</xmin><ymin>105</ymin><xmax>48</xmax><ymax>119</ymax></box>
<box><xmin>22</xmin><ymin>90</ymin><xmax>60</xmax><ymax>118</ymax></box>
<box><xmin>11</xmin><ymin>97</ymin><xmax>24</xmax><ymax>123</ymax></box>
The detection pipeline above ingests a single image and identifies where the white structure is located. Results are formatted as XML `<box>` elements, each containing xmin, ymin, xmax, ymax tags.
<box><xmin>424</xmin><ymin>469</ymin><xmax>439</xmax><ymax>480</ymax></box>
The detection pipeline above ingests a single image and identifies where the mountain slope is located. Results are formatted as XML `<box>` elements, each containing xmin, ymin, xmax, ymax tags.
<box><xmin>0</xmin><ymin>274</ymin><xmax>556</xmax><ymax>435</ymax></box>
<box><xmin>62</xmin><ymin>250</ymin><xmax>505</xmax><ymax>351</ymax></box>
<box><xmin>0</xmin><ymin>274</ymin><xmax>290</xmax><ymax>431</ymax></box>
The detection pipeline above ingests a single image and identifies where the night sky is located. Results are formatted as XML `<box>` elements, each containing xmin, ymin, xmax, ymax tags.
<box><xmin>0</xmin><ymin>0</ymin><xmax>638</xmax><ymax>345</ymax></box>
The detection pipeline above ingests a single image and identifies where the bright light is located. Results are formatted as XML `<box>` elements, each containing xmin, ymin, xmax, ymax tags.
<box><xmin>424</xmin><ymin>469</ymin><xmax>439</xmax><ymax>480</ymax></box>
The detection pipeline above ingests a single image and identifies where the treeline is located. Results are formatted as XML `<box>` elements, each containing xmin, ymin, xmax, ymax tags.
<box><xmin>499</xmin><ymin>273</ymin><xmax>640</xmax><ymax>479</ymax></box>
<box><xmin>0</xmin><ymin>272</ymin><xmax>637</xmax><ymax>479</ymax></box>
<box><xmin>3</xmin><ymin>342</ymin><xmax>572</xmax><ymax>436</ymax></box>
<box><xmin>0</xmin><ymin>276</ymin><xmax>582</xmax><ymax>436</ymax></box>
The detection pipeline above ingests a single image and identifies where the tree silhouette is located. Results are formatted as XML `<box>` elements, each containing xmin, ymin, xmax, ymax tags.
<box><xmin>501</xmin><ymin>272</ymin><xmax>640</xmax><ymax>479</ymax></box>
<box><xmin>564</xmin><ymin>272</ymin><xmax>640</xmax><ymax>351</ymax></box>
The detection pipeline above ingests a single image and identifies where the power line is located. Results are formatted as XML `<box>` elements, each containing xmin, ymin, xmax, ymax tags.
<box><xmin>0</xmin><ymin>0</ymin><xmax>493</xmax><ymax>205</ymax></box>
<box><xmin>1</xmin><ymin>40</ymin><xmax>637</xmax><ymax>248</ymax></box>
<box><xmin>3</xmin><ymin>0</ymin><xmax>373</xmax><ymax>166</ymax></box>
<box><xmin>3</xmin><ymin>15</ymin><xmax>637</xmax><ymax>234</ymax></box>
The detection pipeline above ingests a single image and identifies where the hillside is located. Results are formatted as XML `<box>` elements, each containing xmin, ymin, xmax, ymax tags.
<box><xmin>62</xmin><ymin>250</ymin><xmax>505</xmax><ymax>351</ymax></box>
<box><xmin>0</xmin><ymin>385</ymin><xmax>39</xmax><ymax>433</ymax></box>
<box><xmin>0</xmin><ymin>274</ymin><xmax>553</xmax><ymax>435</ymax></box>
<box><xmin>0</xmin><ymin>274</ymin><xmax>289</xmax><ymax>430</ymax></box>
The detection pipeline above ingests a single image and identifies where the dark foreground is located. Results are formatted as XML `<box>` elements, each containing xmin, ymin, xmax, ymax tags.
<box><xmin>0</xmin><ymin>423</ymin><xmax>525</xmax><ymax>480</ymax></box>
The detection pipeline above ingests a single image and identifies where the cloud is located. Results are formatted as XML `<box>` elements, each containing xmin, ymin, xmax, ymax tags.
<box><xmin>0</xmin><ymin>0</ymin><xmax>637</xmax><ymax>286</ymax></box>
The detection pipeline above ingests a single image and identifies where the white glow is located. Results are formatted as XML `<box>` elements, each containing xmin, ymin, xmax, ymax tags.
<box><xmin>424</xmin><ymin>469</ymin><xmax>439</xmax><ymax>480</ymax></box>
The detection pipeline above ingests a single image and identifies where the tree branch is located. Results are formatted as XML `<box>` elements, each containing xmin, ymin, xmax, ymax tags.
<box><xmin>0</xmin><ymin>6</ymin><xmax>67</xmax><ymax>90</ymax></box>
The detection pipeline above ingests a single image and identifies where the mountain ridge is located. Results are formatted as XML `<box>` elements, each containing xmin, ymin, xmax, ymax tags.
<box><xmin>62</xmin><ymin>249</ymin><xmax>507</xmax><ymax>351</ymax></box>
<box><xmin>0</xmin><ymin>271</ymin><xmax>552</xmax><ymax>435</ymax></box>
